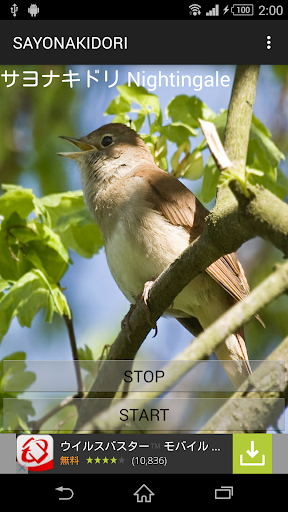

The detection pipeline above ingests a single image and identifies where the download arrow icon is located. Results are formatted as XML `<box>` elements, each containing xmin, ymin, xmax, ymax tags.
<box><xmin>246</xmin><ymin>441</ymin><xmax>259</xmax><ymax>458</ymax></box>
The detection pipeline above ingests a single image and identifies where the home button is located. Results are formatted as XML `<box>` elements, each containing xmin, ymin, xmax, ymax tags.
<box><xmin>133</xmin><ymin>484</ymin><xmax>155</xmax><ymax>503</ymax></box>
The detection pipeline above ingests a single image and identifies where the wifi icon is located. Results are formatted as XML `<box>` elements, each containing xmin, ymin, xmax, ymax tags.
<box><xmin>189</xmin><ymin>4</ymin><xmax>201</xmax><ymax>15</ymax></box>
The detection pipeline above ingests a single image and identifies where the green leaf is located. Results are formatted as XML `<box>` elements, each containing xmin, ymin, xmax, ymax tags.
<box><xmin>251</xmin><ymin>114</ymin><xmax>271</xmax><ymax>138</ymax></box>
<box><xmin>0</xmin><ymin>351</ymin><xmax>26</xmax><ymax>394</ymax></box>
<box><xmin>247</xmin><ymin>139</ymin><xmax>274</xmax><ymax>177</ymax></box>
<box><xmin>3</xmin><ymin>398</ymin><xmax>35</xmax><ymax>430</ymax></box>
<box><xmin>0</xmin><ymin>185</ymin><xmax>35</xmax><ymax>220</ymax></box>
<box><xmin>104</xmin><ymin>95</ymin><xmax>131</xmax><ymax>116</ymax></box>
<box><xmin>24</xmin><ymin>223</ymin><xmax>70</xmax><ymax>283</ymax></box>
<box><xmin>246</xmin><ymin>133</ymin><xmax>287</xmax><ymax>198</ymax></box>
<box><xmin>51</xmin><ymin>286</ymin><xmax>71</xmax><ymax>318</ymax></box>
<box><xmin>36</xmin><ymin>191</ymin><xmax>104</xmax><ymax>258</ymax></box>
<box><xmin>2</xmin><ymin>350</ymin><xmax>26</xmax><ymax>361</ymax></box>
<box><xmin>110</xmin><ymin>113</ymin><xmax>131</xmax><ymax>126</ymax></box>
<box><xmin>201</xmin><ymin>111</ymin><xmax>286</xmax><ymax>199</ymax></box>
<box><xmin>55</xmin><ymin>208</ymin><xmax>103</xmax><ymax>258</ymax></box>
<box><xmin>0</xmin><ymin>212</ymin><xmax>34</xmax><ymax>278</ymax></box>
<box><xmin>0</xmin><ymin>277</ymin><xmax>10</xmax><ymax>293</ymax></box>
<box><xmin>201</xmin><ymin>155</ymin><xmax>220</xmax><ymax>203</ymax></box>
<box><xmin>246</xmin><ymin>168</ymin><xmax>265</xmax><ymax>177</ymax></box>
<box><xmin>1</xmin><ymin>211</ymin><xmax>26</xmax><ymax>233</ymax></box>
<box><xmin>154</xmin><ymin>134</ymin><xmax>168</xmax><ymax>170</ymax></box>
<box><xmin>250</xmin><ymin>114</ymin><xmax>285</xmax><ymax>168</ymax></box>
<box><xmin>272</xmin><ymin>65</ymin><xmax>288</xmax><ymax>81</ymax></box>
<box><xmin>171</xmin><ymin>142</ymin><xmax>204</xmax><ymax>180</ymax></box>
<box><xmin>78</xmin><ymin>344</ymin><xmax>95</xmax><ymax>373</ymax></box>
<box><xmin>180</xmin><ymin>150</ymin><xmax>204</xmax><ymax>181</ymax></box>
<box><xmin>36</xmin><ymin>191</ymin><xmax>86</xmax><ymax>228</ymax></box>
<box><xmin>247</xmin><ymin>167</ymin><xmax>288</xmax><ymax>200</ymax></box>
<box><xmin>160</xmin><ymin>123</ymin><xmax>196</xmax><ymax>146</ymax></box>
<box><xmin>132</xmin><ymin>114</ymin><xmax>146</xmax><ymax>133</ymax></box>
<box><xmin>171</xmin><ymin>141</ymin><xmax>190</xmax><ymax>172</ymax></box>
<box><xmin>218</xmin><ymin>168</ymin><xmax>244</xmax><ymax>191</ymax></box>
<box><xmin>0</xmin><ymin>229</ymin><xmax>19</xmax><ymax>281</ymax></box>
<box><xmin>6</xmin><ymin>224</ymin><xmax>39</xmax><ymax>245</ymax></box>
<box><xmin>117</xmin><ymin>83</ymin><xmax>161</xmax><ymax>120</ymax></box>
<box><xmin>0</xmin><ymin>270</ymin><xmax>66</xmax><ymax>342</ymax></box>
<box><xmin>78</xmin><ymin>344</ymin><xmax>99</xmax><ymax>390</ymax></box>
<box><xmin>166</xmin><ymin>95</ymin><xmax>216</xmax><ymax>128</ymax></box>
<box><xmin>210</xmin><ymin>110</ymin><xmax>227</xmax><ymax>140</ymax></box>
<box><xmin>2</xmin><ymin>356</ymin><xmax>36</xmax><ymax>393</ymax></box>
<box><xmin>34</xmin><ymin>223</ymin><xmax>70</xmax><ymax>261</ymax></box>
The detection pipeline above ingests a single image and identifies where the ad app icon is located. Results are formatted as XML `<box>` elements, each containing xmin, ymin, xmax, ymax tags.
<box><xmin>17</xmin><ymin>435</ymin><xmax>53</xmax><ymax>472</ymax></box>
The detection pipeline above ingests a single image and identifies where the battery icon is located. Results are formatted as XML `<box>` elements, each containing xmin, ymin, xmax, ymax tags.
<box><xmin>231</xmin><ymin>4</ymin><xmax>254</xmax><ymax>15</ymax></box>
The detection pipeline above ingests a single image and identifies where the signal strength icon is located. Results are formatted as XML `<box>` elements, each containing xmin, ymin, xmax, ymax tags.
<box><xmin>189</xmin><ymin>4</ymin><xmax>201</xmax><ymax>16</ymax></box>
<box><xmin>206</xmin><ymin>4</ymin><xmax>219</xmax><ymax>16</ymax></box>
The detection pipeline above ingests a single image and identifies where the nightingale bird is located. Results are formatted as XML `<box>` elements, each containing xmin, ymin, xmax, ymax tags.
<box><xmin>59</xmin><ymin>123</ymin><xmax>253</xmax><ymax>388</ymax></box>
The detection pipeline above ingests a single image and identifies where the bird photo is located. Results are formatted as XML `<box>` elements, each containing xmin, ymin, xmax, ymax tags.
<box><xmin>0</xmin><ymin>64</ymin><xmax>287</xmax><ymax>433</ymax></box>
<box><xmin>59</xmin><ymin>122</ymin><xmax>253</xmax><ymax>389</ymax></box>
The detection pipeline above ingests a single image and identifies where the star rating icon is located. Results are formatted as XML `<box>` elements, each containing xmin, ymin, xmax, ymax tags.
<box><xmin>86</xmin><ymin>456</ymin><xmax>119</xmax><ymax>464</ymax></box>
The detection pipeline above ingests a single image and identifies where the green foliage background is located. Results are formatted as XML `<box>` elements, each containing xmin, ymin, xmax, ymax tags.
<box><xmin>0</xmin><ymin>65</ymin><xmax>288</xmax><ymax>432</ymax></box>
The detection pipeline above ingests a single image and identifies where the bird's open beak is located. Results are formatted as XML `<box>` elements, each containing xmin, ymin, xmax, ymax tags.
<box><xmin>57</xmin><ymin>136</ymin><xmax>95</xmax><ymax>160</ymax></box>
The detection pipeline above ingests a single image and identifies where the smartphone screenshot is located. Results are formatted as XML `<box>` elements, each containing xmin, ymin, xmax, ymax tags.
<box><xmin>0</xmin><ymin>3</ymin><xmax>287</xmax><ymax>505</ymax></box>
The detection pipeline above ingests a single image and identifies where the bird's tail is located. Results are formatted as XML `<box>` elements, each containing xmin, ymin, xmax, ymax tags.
<box><xmin>176</xmin><ymin>317</ymin><xmax>251</xmax><ymax>388</ymax></box>
<box><xmin>214</xmin><ymin>328</ymin><xmax>251</xmax><ymax>388</ymax></box>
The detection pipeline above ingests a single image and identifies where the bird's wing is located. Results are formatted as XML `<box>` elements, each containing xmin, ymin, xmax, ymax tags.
<box><xmin>132</xmin><ymin>164</ymin><xmax>250</xmax><ymax>305</ymax></box>
<box><xmin>206</xmin><ymin>253</ymin><xmax>249</xmax><ymax>302</ymax></box>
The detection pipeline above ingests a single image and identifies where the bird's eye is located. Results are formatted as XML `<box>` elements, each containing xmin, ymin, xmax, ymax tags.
<box><xmin>101</xmin><ymin>135</ymin><xmax>113</xmax><ymax>147</ymax></box>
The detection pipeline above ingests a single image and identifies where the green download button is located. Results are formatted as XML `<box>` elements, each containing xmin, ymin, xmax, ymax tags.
<box><xmin>233</xmin><ymin>434</ymin><xmax>272</xmax><ymax>473</ymax></box>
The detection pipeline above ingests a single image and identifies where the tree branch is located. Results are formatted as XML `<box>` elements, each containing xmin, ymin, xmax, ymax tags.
<box><xmin>230</xmin><ymin>180</ymin><xmax>288</xmax><ymax>257</ymax></box>
<box><xmin>224</xmin><ymin>65</ymin><xmax>260</xmax><ymax>169</ymax></box>
<box><xmin>199</xmin><ymin>335</ymin><xmax>288</xmax><ymax>433</ymax></box>
<box><xmin>74</xmin><ymin>230</ymin><xmax>234</xmax><ymax>430</ymax></box>
<box><xmin>74</xmin><ymin>64</ymin><xmax>288</xmax><ymax>431</ymax></box>
<box><xmin>29</xmin><ymin>395</ymin><xmax>76</xmax><ymax>433</ymax></box>
<box><xmin>63</xmin><ymin>313</ymin><xmax>84</xmax><ymax>396</ymax></box>
<box><xmin>75</xmin><ymin>260</ymin><xmax>288</xmax><ymax>432</ymax></box>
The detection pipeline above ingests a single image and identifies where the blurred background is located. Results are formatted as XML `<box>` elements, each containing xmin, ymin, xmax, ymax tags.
<box><xmin>0</xmin><ymin>64</ymin><xmax>287</xmax><ymax>432</ymax></box>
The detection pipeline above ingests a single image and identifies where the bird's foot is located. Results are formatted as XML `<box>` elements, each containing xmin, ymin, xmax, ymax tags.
<box><xmin>142</xmin><ymin>280</ymin><xmax>158</xmax><ymax>338</ymax></box>
<box><xmin>121</xmin><ymin>303</ymin><xmax>137</xmax><ymax>342</ymax></box>
<box><xmin>121</xmin><ymin>280</ymin><xmax>158</xmax><ymax>341</ymax></box>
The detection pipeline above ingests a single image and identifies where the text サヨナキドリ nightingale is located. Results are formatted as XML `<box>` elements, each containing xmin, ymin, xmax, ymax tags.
<box><xmin>59</xmin><ymin>122</ymin><xmax>253</xmax><ymax>388</ymax></box>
